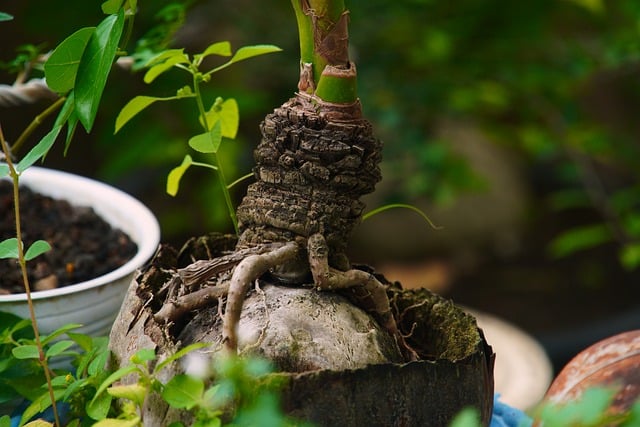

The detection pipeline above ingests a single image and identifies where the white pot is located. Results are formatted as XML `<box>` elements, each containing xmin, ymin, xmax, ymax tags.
<box><xmin>0</xmin><ymin>167</ymin><xmax>160</xmax><ymax>337</ymax></box>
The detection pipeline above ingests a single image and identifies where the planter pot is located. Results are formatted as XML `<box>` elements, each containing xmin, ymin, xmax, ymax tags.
<box><xmin>0</xmin><ymin>167</ymin><xmax>160</xmax><ymax>337</ymax></box>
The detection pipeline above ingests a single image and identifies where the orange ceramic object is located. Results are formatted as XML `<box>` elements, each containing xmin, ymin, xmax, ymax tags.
<box><xmin>543</xmin><ymin>330</ymin><xmax>640</xmax><ymax>417</ymax></box>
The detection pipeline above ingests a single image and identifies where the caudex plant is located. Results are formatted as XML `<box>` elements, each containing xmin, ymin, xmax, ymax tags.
<box><xmin>117</xmin><ymin>0</ymin><xmax>419</xmax><ymax>360</ymax></box>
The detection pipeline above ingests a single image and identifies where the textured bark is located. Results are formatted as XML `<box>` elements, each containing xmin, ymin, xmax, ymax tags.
<box><xmin>236</xmin><ymin>93</ymin><xmax>380</xmax><ymax>272</ymax></box>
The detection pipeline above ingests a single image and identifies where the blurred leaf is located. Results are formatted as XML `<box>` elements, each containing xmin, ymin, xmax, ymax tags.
<box><xmin>448</xmin><ymin>407</ymin><xmax>482</xmax><ymax>427</ymax></box>
<box><xmin>44</xmin><ymin>27</ymin><xmax>94</xmax><ymax>93</ymax></box>
<box><xmin>167</xmin><ymin>155</ymin><xmax>193</xmax><ymax>196</ymax></box>
<box><xmin>143</xmin><ymin>50</ymin><xmax>189</xmax><ymax>83</ymax></box>
<box><xmin>75</xmin><ymin>10</ymin><xmax>125</xmax><ymax>132</ymax></box>
<box><xmin>115</xmin><ymin>95</ymin><xmax>177</xmax><ymax>133</ymax></box>
<box><xmin>549</xmin><ymin>224</ymin><xmax>612</xmax><ymax>258</ymax></box>
<box><xmin>620</xmin><ymin>243</ymin><xmax>640</xmax><ymax>271</ymax></box>
<box><xmin>564</xmin><ymin>0</ymin><xmax>605</xmax><ymax>14</ymax></box>
<box><xmin>12</xmin><ymin>345</ymin><xmax>40</xmax><ymax>360</ymax></box>
<box><xmin>107</xmin><ymin>383</ymin><xmax>147</xmax><ymax>406</ymax></box>
<box><xmin>0</xmin><ymin>12</ymin><xmax>13</xmax><ymax>22</ymax></box>
<box><xmin>0</xmin><ymin>164</ymin><xmax>8</xmax><ymax>178</ymax></box>
<box><xmin>24</xmin><ymin>240</ymin><xmax>52</xmax><ymax>261</ymax></box>
<box><xmin>86</xmin><ymin>390</ymin><xmax>113</xmax><ymax>421</ymax></box>
<box><xmin>101</xmin><ymin>0</ymin><xmax>124</xmax><ymax>14</ymax></box>
<box><xmin>162</xmin><ymin>374</ymin><xmax>204</xmax><ymax>410</ymax></box>
<box><xmin>548</xmin><ymin>190</ymin><xmax>591</xmax><ymax>211</ymax></box>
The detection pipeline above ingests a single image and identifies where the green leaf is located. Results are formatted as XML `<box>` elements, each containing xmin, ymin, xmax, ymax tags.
<box><xmin>0</xmin><ymin>12</ymin><xmax>13</xmax><ymax>22</ymax></box>
<box><xmin>101</xmin><ymin>0</ymin><xmax>124</xmax><ymax>14</ymax></box>
<box><xmin>162</xmin><ymin>374</ymin><xmax>204</xmax><ymax>410</ymax></box>
<box><xmin>75</xmin><ymin>10</ymin><xmax>125</xmax><ymax>132</ymax></box>
<box><xmin>25</xmin><ymin>240</ymin><xmax>52</xmax><ymax>261</ymax></box>
<box><xmin>44</xmin><ymin>27</ymin><xmax>95</xmax><ymax>93</ymax></box>
<box><xmin>167</xmin><ymin>155</ymin><xmax>193</xmax><ymax>197</ymax></box>
<box><xmin>107</xmin><ymin>383</ymin><xmax>147</xmax><ymax>406</ymax></box>
<box><xmin>448</xmin><ymin>407</ymin><xmax>482</xmax><ymax>427</ymax></box>
<box><xmin>46</xmin><ymin>340</ymin><xmax>75</xmax><ymax>358</ymax></box>
<box><xmin>91</xmin><ymin>418</ymin><xmax>140</xmax><ymax>427</ymax></box>
<box><xmin>115</xmin><ymin>95</ymin><xmax>177</xmax><ymax>133</ymax></box>
<box><xmin>564</xmin><ymin>0</ymin><xmax>605</xmax><ymax>14</ymax></box>
<box><xmin>0</xmin><ymin>415</ymin><xmax>11</xmax><ymax>427</ymax></box>
<box><xmin>17</xmin><ymin>125</ymin><xmax>63</xmax><ymax>172</ymax></box>
<box><xmin>12</xmin><ymin>344</ymin><xmax>40</xmax><ymax>360</ymax></box>
<box><xmin>143</xmin><ymin>51</ymin><xmax>189</xmax><ymax>84</ymax></box>
<box><xmin>92</xmin><ymin>364</ymin><xmax>140</xmax><ymax>406</ymax></box>
<box><xmin>41</xmin><ymin>323</ymin><xmax>83</xmax><ymax>345</ymax></box>
<box><xmin>0</xmin><ymin>238</ymin><xmax>20</xmax><ymax>259</ymax></box>
<box><xmin>154</xmin><ymin>342</ymin><xmax>209</xmax><ymax>373</ymax></box>
<box><xmin>86</xmin><ymin>390</ymin><xmax>113</xmax><ymax>421</ymax></box>
<box><xmin>209</xmin><ymin>44</ymin><xmax>281</xmax><ymax>75</ymax></box>
<box><xmin>130</xmin><ymin>347</ymin><xmax>156</xmax><ymax>364</ymax></box>
<box><xmin>549</xmin><ymin>224</ymin><xmax>612</xmax><ymax>258</ymax></box>
<box><xmin>203</xmin><ymin>98</ymin><xmax>239</xmax><ymax>138</ymax></box>
<box><xmin>189</xmin><ymin>121</ymin><xmax>222</xmax><ymax>154</ymax></box>
<box><xmin>145</xmin><ymin>49</ymin><xmax>187</xmax><ymax>67</ymax></box>
<box><xmin>0</xmin><ymin>164</ymin><xmax>8</xmax><ymax>177</ymax></box>
<box><xmin>620</xmin><ymin>243</ymin><xmax>640</xmax><ymax>271</ymax></box>
<box><xmin>194</xmin><ymin>41</ymin><xmax>232</xmax><ymax>63</ymax></box>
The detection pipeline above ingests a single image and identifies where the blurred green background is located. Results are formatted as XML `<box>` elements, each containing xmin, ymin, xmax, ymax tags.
<box><xmin>2</xmin><ymin>0</ymin><xmax>640</xmax><ymax>370</ymax></box>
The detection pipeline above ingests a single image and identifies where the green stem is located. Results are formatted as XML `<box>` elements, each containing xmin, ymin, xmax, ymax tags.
<box><xmin>11</xmin><ymin>96</ymin><xmax>66</xmax><ymax>155</ymax></box>
<box><xmin>192</xmin><ymin>74</ymin><xmax>239</xmax><ymax>235</ymax></box>
<box><xmin>290</xmin><ymin>0</ymin><xmax>357</xmax><ymax>104</ymax></box>
<box><xmin>0</xmin><ymin>127</ymin><xmax>61</xmax><ymax>427</ymax></box>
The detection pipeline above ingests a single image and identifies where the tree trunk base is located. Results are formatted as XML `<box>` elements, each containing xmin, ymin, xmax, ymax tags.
<box><xmin>109</xmin><ymin>234</ymin><xmax>494</xmax><ymax>426</ymax></box>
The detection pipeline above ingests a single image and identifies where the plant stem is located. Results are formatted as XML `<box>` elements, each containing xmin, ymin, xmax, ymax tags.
<box><xmin>192</xmin><ymin>74</ymin><xmax>239</xmax><ymax>235</ymax></box>
<box><xmin>0</xmin><ymin>126</ymin><xmax>61</xmax><ymax>427</ymax></box>
<box><xmin>11</xmin><ymin>96</ymin><xmax>66</xmax><ymax>155</ymax></box>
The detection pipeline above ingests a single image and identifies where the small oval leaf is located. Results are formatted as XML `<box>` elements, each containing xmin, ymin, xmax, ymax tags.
<box><xmin>25</xmin><ymin>240</ymin><xmax>52</xmax><ymax>261</ymax></box>
<box><xmin>115</xmin><ymin>95</ymin><xmax>172</xmax><ymax>133</ymax></box>
<box><xmin>0</xmin><ymin>238</ymin><xmax>20</xmax><ymax>259</ymax></box>
<box><xmin>12</xmin><ymin>344</ymin><xmax>40</xmax><ymax>360</ymax></box>
<box><xmin>162</xmin><ymin>374</ymin><xmax>204</xmax><ymax>410</ymax></box>
<box><xmin>17</xmin><ymin>125</ymin><xmax>63</xmax><ymax>172</ymax></box>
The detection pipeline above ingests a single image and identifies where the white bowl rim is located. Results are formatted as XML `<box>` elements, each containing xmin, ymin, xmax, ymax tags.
<box><xmin>0</xmin><ymin>167</ymin><xmax>160</xmax><ymax>302</ymax></box>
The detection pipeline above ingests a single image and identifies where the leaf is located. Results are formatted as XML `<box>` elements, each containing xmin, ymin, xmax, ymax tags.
<box><xmin>0</xmin><ymin>12</ymin><xmax>13</xmax><ymax>22</ymax></box>
<box><xmin>162</xmin><ymin>374</ymin><xmax>204</xmax><ymax>410</ymax></box>
<box><xmin>115</xmin><ymin>95</ymin><xmax>177</xmax><ymax>133</ymax></box>
<box><xmin>107</xmin><ymin>383</ymin><xmax>147</xmax><ymax>406</ymax></box>
<box><xmin>41</xmin><ymin>323</ymin><xmax>83</xmax><ymax>345</ymax></box>
<box><xmin>145</xmin><ymin>48</ymin><xmax>186</xmax><ymax>67</ymax></box>
<box><xmin>549</xmin><ymin>224</ymin><xmax>612</xmax><ymax>258</ymax></box>
<box><xmin>17</xmin><ymin>125</ymin><xmax>63</xmax><ymax>172</ymax></box>
<box><xmin>194</xmin><ymin>41</ymin><xmax>232</xmax><ymax>63</ymax></box>
<box><xmin>91</xmin><ymin>418</ymin><xmax>140</xmax><ymax>427</ymax></box>
<box><xmin>101</xmin><ymin>0</ymin><xmax>124</xmax><ymax>14</ymax></box>
<box><xmin>12</xmin><ymin>344</ymin><xmax>40</xmax><ymax>360</ymax></box>
<box><xmin>130</xmin><ymin>347</ymin><xmax>156</xmax><ymax>364</ymax></box>
<box><xmin>155</xmin><ymin>342</ymin><xmax>209</xmax><ymax>373</ymax></box>
<box><xmin>448</xmin><ymin>407</ymin><xmax>482</xmax><ymax>427</ymax></box>
<box><xmin>564</xmin><ymin>0</ymin><xmax>604</xmax><ymax>14</ymax></box>
<box><xmin>189</xmin><ymin>121</ymin><xmax>222</xmax><ymax>154</ymax></box>
<box><xmin>44</xmin><ymin>27</ymin><xmax>95</xmax><ymax>93</ymax></box>
<box><xmin>0</xmin><ymin>238</ymin><xmax>20</xmax><ymax>259</ymax></box>
<box><xmin>203</xmin><ymin>98</ymin><xmax>239</xmax><ymax>138</ymax></box>
<box><xmin>25</xmin><ymin>240</ymin><xmax>52</xmax><ymax>261</ymax></box>
<box><xmin>210</xmin><ymin>44</ymin><xmax>281</xmax><ymax>74</ymax></box>
<box><xmin>167</xmin><ymin>155</ymin><xmax>193</xmax><ymax>197</ymax></box>
<box><xmin>22</xmin><ymin>420</ymin><xmax>53</xmax><ymax>427</ymax></box>
<box><xmin>86</xmin><ymin>390</ymin><xmax>113</xmax><ymax>421</ymax></box>
<box><xmin>620</xmin><ymin>243</ymin><xmax>640</xmax><ymax>271</ymax></box>
<box><xmin>92</xmin><ymin>364</ymin><xmax>140</xmax><ymax>406</ymax></box>
<box><xmin>75</xmin><ymin>10</ymin><xmax>125</xmax><ymax>132</ymax></box>
<box><xmin>46</xmin><ymin>340</ymin><xmax>75</xmax><ymax>358</ymax></box>
<box><xmin>0</xmin><ymin>164</ymin><xmax>8</xmax><ymax>177</ymax></box>
<box><xmin>143</xmin><ymin>51</ymin><xmax>189</xmax><ymax>84</ymax></box>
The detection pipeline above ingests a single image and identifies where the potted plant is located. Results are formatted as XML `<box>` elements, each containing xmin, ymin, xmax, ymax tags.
<box><xmin>0</xmin><ymin>1</ymin><xmax>160</xmax><ymax>338</ymax></box>
<box><xmin>106</xmin><ymin>1</ymin><xmax>494</xmax><ymax>425</ymax></box>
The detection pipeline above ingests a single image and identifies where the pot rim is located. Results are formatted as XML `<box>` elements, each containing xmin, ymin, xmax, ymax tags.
<box><xmin>0</xmin><ymin>166</ymin><xmax>160</xmax><ymax>302</ymax></box>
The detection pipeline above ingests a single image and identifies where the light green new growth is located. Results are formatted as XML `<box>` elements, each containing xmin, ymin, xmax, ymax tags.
<box><xmin>115</xmin><ymin>42</ymin><xmax>281</xmax><ymax>235</ymax></box>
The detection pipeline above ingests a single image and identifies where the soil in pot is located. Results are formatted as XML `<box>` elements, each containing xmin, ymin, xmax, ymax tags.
<box><xmin>0</xmin><ymin>180</ymin><xmax>137</xmax><ymax>294</ymax></box>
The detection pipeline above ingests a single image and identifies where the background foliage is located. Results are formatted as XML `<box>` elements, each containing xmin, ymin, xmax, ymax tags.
<box><xmin>2</xmin><ymin>0</ymin><xmax>640</xmax><ymax>270</ymax></box>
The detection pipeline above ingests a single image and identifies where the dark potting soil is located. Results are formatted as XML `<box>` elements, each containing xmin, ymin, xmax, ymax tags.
<box><xmin>0</xmin><ymin>180</ymin><xmax>137</xmax><ymax>294</ymax></box>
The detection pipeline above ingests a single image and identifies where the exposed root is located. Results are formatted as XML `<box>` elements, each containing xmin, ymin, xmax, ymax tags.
<box><xmin>222</xmin><ymin>242</ymin><xmax>300</xmax><ymax>353</ymax></box>
<box><xmin>308</xmin><ymin>233</ymin><xmax>419</xmax><ymax>361</ymax></box>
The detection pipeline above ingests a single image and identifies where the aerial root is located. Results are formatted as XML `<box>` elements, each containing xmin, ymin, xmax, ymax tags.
<box><xmin>308</xmin><ymin>233</ymin><xmax>419</xmax><ymax>361</ymax></box>
<box><xmin>221</xmin><ymin>242</ymin><xmax>300</xmax><ymax>353</ymax></box>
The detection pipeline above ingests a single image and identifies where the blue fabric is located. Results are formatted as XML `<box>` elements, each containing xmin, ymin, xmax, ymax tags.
<box><xmin>490</xmin><ymin>394</ymin><xmax>533</xmax><ymax>427</ymax></box>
